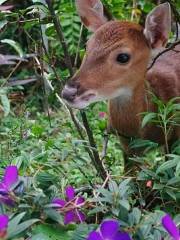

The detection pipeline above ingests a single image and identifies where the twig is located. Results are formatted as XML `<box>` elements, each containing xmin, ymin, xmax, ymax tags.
<box><xmin>45</xmin><ymin>0</ymin><xmax>73</xmax><ymax>75</ymax></box>
<box><xmin>101</xmin><ymin>130</ymin><xmax>109</xmax><ymax>160</ymax></box>
<box><xmin>2</xmin><ymin>60</ymin><xmax>22</xmax><ymax>87</ymax></box>
<box><xmin>45</xmin><ymin>0</ymin><xmax>107</xmax><ymax>181</ymax></box>
<box><xmin>7</xmin><ymin>77</ymin><xmax>39</xmax><ymax>86</ymax></box>
<box><xmin>147</xmin><ymin>40</ymin><xmax>180</xmax><ymax>70</ymax></box>
<box><xmin>38</xmin><ymin>12</ymin><xmax>52</xmax><ymax>127</ymax></box>
<box><xmin>74</xmin><ymin>24</ymin><xmax>83</xmax><ymax>68</ymax></box>
<box><xmin>167</xmin><ymin>0</ymin><xmax>180</xmax><ymax>24</ymax></box>
<box><xmin>81</xmin><ymin>111</ymin><xmax>108</xmax><ymax>180</ymax></box>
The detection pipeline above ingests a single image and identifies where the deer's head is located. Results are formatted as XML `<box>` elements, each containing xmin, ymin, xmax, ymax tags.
<box><xmin>62</xmin><ymin>0</ymin><xmax>171</xmax><ymax>109</ymax></box>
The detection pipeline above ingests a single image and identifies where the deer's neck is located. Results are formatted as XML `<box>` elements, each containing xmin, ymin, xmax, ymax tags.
<box><xmin>109</xmin><ymin>83</ymin><xmax>147</xmax><ymax>137</ymax></box>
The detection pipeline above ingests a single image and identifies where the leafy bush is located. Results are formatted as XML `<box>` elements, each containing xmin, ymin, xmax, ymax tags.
<box><xmin>0</xmin><ymin>0</ymin><xmax>179</xmax><ymax>239</ymax></box>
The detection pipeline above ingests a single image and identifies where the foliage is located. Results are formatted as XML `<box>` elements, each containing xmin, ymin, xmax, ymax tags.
<box><xmin>0</xmin><ymin>0</ymin><xmax>179</xmax><ymax>239</ymax></box>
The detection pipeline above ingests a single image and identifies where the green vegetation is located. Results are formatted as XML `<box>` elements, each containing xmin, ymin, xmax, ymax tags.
<box><xmin>0</xmin><ymin>0</ymin><xmax>179</xmax><ymax>239</ymax></box>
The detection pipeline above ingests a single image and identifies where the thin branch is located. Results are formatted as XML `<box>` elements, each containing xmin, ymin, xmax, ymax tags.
<box><xmin>167</xmin><ymin>0</ymin><xmax>180</xmax><ymax>24</ymax></box>
<box><xmin>81</xmin><ymin>111</ymin><xmax>108</xmax><ymax>180</ymax></box>
<box><xmin>45</xmin><ymin>0</ymin><xmax>107</xmax><ymax>181</ymax></box>
<box><xmin>46</xmin><ymin>0</ymin><xmax>73</xmax><ymax>75</ymax></box>
<box><xmin>101</xmin><ymin>130</ymin><xmax>109</xmax><ymax>160</ymax></box>
<box><xmin>38</xmin><ymin>12</ymin><xmax>52</xmax><ymax>127</ymax></box>
<box><xmin>7</xmin><ymin>77</ymin><xmax>38</xmax><ymax>86</ymax></box>
<box><xmin>147</xmin><ymin>40</ymin><xmax>180</xmax><ymax>70</ymax></box>
<box><xmin>74</xmin><ymin>24</ymin><xmax>83</xmax><ymax>68</ymax></box>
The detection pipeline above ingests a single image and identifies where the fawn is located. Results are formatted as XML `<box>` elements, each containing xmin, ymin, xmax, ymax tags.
<box><xmin>62</xmin><ymin>0</ymin><xmax>180</xmax><ymax>166</ymax></box>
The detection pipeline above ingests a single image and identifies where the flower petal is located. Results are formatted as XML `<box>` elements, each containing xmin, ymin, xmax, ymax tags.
<box><xmin>64</xmin><ymin>210</ymin><xmax>76</xmax><ymax>225</ymax></box>
<box><xmin>0</xmin><ymin>183</ymin><xmax>6</xmax><ymax>192</ymax></box>
<box><xmin>2</xmin><ymin>166</ymin><xmax>18</xmax><ymax>190</ymax></box>
<box><xmin>0</xmin><ymin>187</ymin><xmax>8</xmax><ymax>195</ymax></box>
<box><xmin>162</xmin><ymin>214</ymin><xmax>180</xmax><ymax>240</ymax></box>
<box><xmin>113</xmin><ymin>232</ymin><xmax>132</xmax><ymax>240</ymax></box>
<box><xmin>75</xmin><ymin>196</ymin><xmax>85</xmax><ymax>206</ymax></box>
<box><xmin>64</xmin><ymin>210</ymin><xmax>85</xmax><ymax>224</ymax></box>
<box><xmin>0</xmin><ymin>215</ymin><xmax>9</xmax><ymax>230</ymax></box>
<box><xmin>65</xmin><ymin>186</ymin><xmax>75</xmax><ymax>200</ymax></box>
<box><xmin>100</xmin><ymin>219</ymin><xmax>119</xmax><ymax>238</ymax></box>
<box><xmin>52</xmin><ymin>198</ymin><xmax>66</xmax><ymax>207</ymax></box>
<box><xmin>87</xmin><ymin>231</ymin><xmax>103</xmax><ymax>240</ymax></box>
<box><xmin>76</xmin><ymin>210</ymin><xmax>86</xmax><ymax>222</ymax></box>
<box><xmin>0</xmin><ymin>196</ymin><xmax>15</xmax><ymax>206</ymax></box>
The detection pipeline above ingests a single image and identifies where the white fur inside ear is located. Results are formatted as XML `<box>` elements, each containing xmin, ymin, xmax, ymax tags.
<box><xmin>93</xmin><ymin>2</ymin><xmax>103</xmax><ymax>15</ymax></box>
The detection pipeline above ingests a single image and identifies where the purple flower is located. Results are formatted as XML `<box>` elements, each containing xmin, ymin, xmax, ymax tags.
<box><xmin>0</xmin><ymin>166</ymin><xmax>18</xmax><ymax>206</ymax></box>
<box><xmin>52</xmin><ymin>186</ymin><xmax>85</xmax><ymax>225</ymax></box>
<box><xmin>0</xmin><ymin>215</ymin><xmax>9</xmax><ymax>238</ymax></box>
<box><xmin>162</xmin><ymin>214</ymin><xmax>180</xmax><ymax>240</ymax></box>
<box><xmin>87</xmin><ymin>219</ymin><xmax>131</xmax><ymax>240</ymax></box>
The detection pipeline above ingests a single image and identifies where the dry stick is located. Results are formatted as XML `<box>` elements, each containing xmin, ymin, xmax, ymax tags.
<box><xmin>147</xmin><ymin>39</ymin><xmax>180</xmax><ymax>70</ymax></box>
<box><xmin>81</xmin><ymin>111</ymin><xmax>107</xmax><ymax>179</ymax></box>
<box><xmin>45</xmin><ymin>0</ymin><xmax>73</xmax><ymax>75</ymax></box>
<box><xmin>46</xmin><ymin>0</ymin><xmax>107</xmax><ymax>181</ymax></box>
<box><xmin>167</xmin><ymin>0</ymin><xmax>180</xmax><ymax>23</ymax></box>
<box><xmin>38</xmin><ymin>15</ymin><xmax>52</xmax><ymax>127</ymax></box>
<box><xmin>74</xmin><ymin>23</ymin><xmax>83</xmax><ymax>68</ymax></box>
<box><xmin>101</xmin><ymin>131</ymin><xmax>109</xmax><ymax>160</ymax></box>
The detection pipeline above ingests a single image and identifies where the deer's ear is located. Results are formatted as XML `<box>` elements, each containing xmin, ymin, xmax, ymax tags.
<box><xmin>144</xmin><ymin>3</ymin><xmax>171</xmax><ymax>48</ymax></box>
<box><xmin>75</xmin><ymin>0</ymin><xmax>108</xmax><ymax>32</ymax></box>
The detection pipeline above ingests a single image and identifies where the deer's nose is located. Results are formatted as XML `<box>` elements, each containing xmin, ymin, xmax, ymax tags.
<box><xmin>61</xmin><ymin>85</ymin><xmax>77</xmax><ymax>102</ymax></box>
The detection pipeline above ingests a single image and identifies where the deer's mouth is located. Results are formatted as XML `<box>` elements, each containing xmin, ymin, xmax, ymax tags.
<box><xmin>62</xmin><ymin>86</ymin><xmax>97</xmax><ymax>109</ymax></box>
<box><xmin>71</xmin><ymin>92</ymin><xmax>97</xmax><ymax>109</ymax></box>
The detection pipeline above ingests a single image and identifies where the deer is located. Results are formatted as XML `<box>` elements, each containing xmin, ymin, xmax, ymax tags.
<box><xmin>61</xmin><ymin>0</ymin><xmax>180</xmax><ymax>169</ymax></box>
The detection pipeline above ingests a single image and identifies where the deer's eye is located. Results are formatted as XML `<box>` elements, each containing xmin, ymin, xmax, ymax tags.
<box><xmin>116</xmin><ymin>53</ymin><xmax>130</xmax><ymax>64</ymax></box>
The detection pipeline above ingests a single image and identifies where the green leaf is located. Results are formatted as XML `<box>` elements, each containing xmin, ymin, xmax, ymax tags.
<box><xmin>119</xmin><ymin>200</ymin><xmax>130</xmax><ymax>211</ymax></box>
<box><xmin>153</xmin><ymin>183</ymin><xmax>165</xmax><ymax>190</ymax></box>
<box><xmin>139</xmin><ymin>224</ymin><xmax>152</xmax><ymax>237</ymax></box>
<box><xmin>167</xmin><ymin>177</ymin><xmax>180</xmax><ymax>186</ymax></box>
<box><xmin>142</xmin><ymin>112</ymin><xmax>157</xmax><ymax>128</ymax></box>
<box><xmin>166</xmin><ymin>189</ymin><xmax>177</xmax><ymax>200</ymax></box>
<box><xmin>128</xmin><ymin>208</ymin><xmax>141</xmax><ymax>226</ymax></box>
<box><xmin>32</xmin><ymin>224</ymin><xmax>70</xmax><ymax>240</ymax></box>
<box><xmin>132</xmin><ymin>208</ymin><xmax>141</xmax><ymax>224</ymax></box>
<box><xmin>0</xmin><ymin>20</ymin><xmax>8</xmax><ymax>30</ymax></box>
<box><xmin>108</xmin><ymin>180</ymin><xmax>119</xmax><ymax>193</ymax></box>
<box><xmin>71</xmin><ymin>224</ymin><xmax>93</xmax><ymax>240</ymax></box>
<box><xmin>153</xmin><ymin>230</ymin><xmax>162</xmax><ymax>240</ymax></box>
<box><xmin>0</xmin><ymin>93</ymin><xmax>10</xmax><ymax>116</ymax></box>
<box><xmin>31</xmin><ymin>233</ymin><xmax>49</xmax><ymax>240</ymax></box>
<box><xmin>1</xmin><ymin>39</ymin><xmax>23</xmax><ymax>57</ymax></box>
<box><xmin>176</xmin><ymin>161</ymin><xmax>180</xmax><ymax>174</ymax></box>
<box><xmin>8</xmin><ymin>217</ymin><xmax>39</xmax><ymax>238</ymax></box>
<box><xmin>8</xmin><ymin>212</ymin><xmax>26</xmax><ymax>230</ymax></box>
<box><xmin>156</xmin><ymin>159</ymin><xmax>179</xmax><ymax>174</ymax></box>
<box><xmin>130</xmin><ymin>139</ymin><xmax>158</xmax><ymax>149</ymax></box>
<box><xmin>44</xmin><ymin>209</ymin><xmax>64</xmax><ymax>225</ymax></box>
<box><xmin>119</xmin><ymin>178</ymin><xmax>131</xmax><ymax>197</ymax></box>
